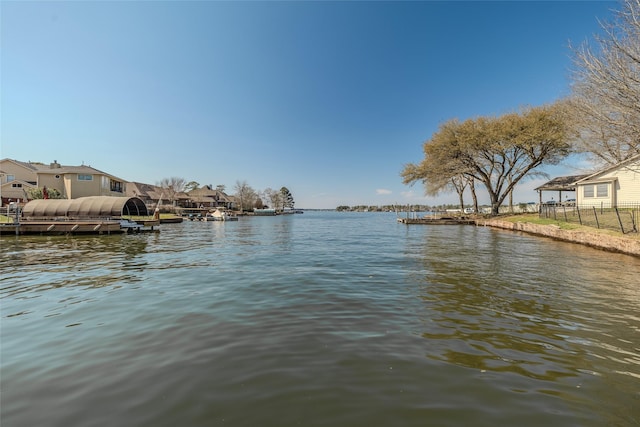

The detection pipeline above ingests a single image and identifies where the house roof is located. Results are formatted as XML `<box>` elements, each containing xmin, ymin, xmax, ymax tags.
<box><xmin>1</xmin><ymin>158</ymin><xmax>126</xmax><ymax>182</ymax></box>
<box><xmin>0</xmin><ymin>158</ymin><xmax>40</xmax><ymax>172</ymax></box>
<box><xmin>575</xmin><ymin>153</ymin><xmax>640</xmax><ymax>184</ymax></box>
<box><xmin>534</xmin><ymin>174</ymin><xmax>589</xmax><ymax>192</ymax></box>
<box><xmin>127</xmin><ymin>182</ymin><xmax>165</xmax><ymax>200</ymax></box>
<box><xmin>22</xmin><ymin>196</ymin><xmax>149</xmax><ymax>218</ymax></box>
<box><xmin>37</xmin><ymin>164</ymin><xmax>125</xmax><ymax>181</ymax></box>
<box><xmin>0</xmin><ymin>179</ymin><xmax>36</xmax><ymax>199</ymax></box>
<box><xmin>188</xmin><ymin>186</ymin><xmax>231</xmax><ymax>202</ymax></box>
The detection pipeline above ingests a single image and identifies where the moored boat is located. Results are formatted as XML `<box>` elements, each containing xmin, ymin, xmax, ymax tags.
<box><xmin>205</xmin><ymin>208</ymin><xmax>238</xmax><ymax>221</ymax></box>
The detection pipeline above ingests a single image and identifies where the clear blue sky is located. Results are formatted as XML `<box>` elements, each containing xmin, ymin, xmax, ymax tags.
<box><xmin>1</xmin><ymin>1</ymin><xmax>615</xmax><ymax>208</ymax></box>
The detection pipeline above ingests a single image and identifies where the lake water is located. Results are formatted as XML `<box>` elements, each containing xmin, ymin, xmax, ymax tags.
<box><xmin>1</xmin><ymin>211</ymin><xmax>639</xmax><ymax>426</ymax></box>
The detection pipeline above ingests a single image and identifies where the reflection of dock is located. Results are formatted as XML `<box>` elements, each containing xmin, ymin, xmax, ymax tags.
<box><xmin>397</xmin><ymin>216</ymin><xmax>475</xmax><ymax>225</ymax></box>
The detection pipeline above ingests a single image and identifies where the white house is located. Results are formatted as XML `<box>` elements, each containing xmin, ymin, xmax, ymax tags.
<box><xmin>575</xmin><ymin>154</ymin><xmax>640</xmax><ymax>207</ymax></box>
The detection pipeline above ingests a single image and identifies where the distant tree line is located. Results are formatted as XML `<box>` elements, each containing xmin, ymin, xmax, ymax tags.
<box><xmin>152</xmin><ymin>178</ymin><xmax>295</xmax><ymax>213</ymax></box>
<box><xmin>402</xmin><ymin>0</ymin><xmax>640</xmax><ymax>216</ymax></box>
<box><xmin>336</xmin><ymin>204</ymin><xmax>483</xmax><ymax>213</ymax></box>
<box><xmin>232</xmin><ymin>182</ymin><xmax>295</xmax><ymax>212</ymax></box>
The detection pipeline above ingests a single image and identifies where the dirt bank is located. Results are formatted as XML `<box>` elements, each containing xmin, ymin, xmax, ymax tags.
<box><xmin>477</xmin><ymin>218</ymin><xmax>640</xmax><ymax>258</ymax></box>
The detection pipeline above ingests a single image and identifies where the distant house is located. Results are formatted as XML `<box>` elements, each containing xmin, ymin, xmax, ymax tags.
<box><xmin>0</xmin><ymin>158</ymin><xmax>127</xmax><ymax>203</ymax></box>
<box><xmin>0</xmin><ymin>173</ymin><xmax>36</xmax><ymax>204</ymax></box>
<box><xmin>126</xmin><ymin>181</ymin><xmax>190</xmax><ymax>209</ymax></box>
<box><xmin>127</xmin><ymin>182</ymin><xmax>165</xmax><ymax>207</ymax></box>
<box><xmin>186</xmin><ymin>186</ymin><xmax>235</xmax><ymax>210</ymax></box>
<box><xmin>574</xmin><ymin>154</ymin><xmax>640</xmax><ymax>207</ymax></box>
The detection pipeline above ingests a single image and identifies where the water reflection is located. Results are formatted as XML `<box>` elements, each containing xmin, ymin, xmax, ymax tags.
<box><xmin>407</xmin><ymin>225</ymin><xmax>640</xmax><ymax>425</ymax></box>
<box><xmin>0</xmin><ymin>234</ymin><xmax>150</xmax><ymax>299</ymax></box>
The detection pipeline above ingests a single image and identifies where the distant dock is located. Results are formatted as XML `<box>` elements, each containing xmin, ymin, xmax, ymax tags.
<box><xmin>397</xmin><ymin>216</ymin><xmax>476</xmax><ymax>225</ymax></box>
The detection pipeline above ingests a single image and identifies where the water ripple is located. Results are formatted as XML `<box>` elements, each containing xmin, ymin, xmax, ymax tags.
<box><xmin>1</xmin><ymin>213</ymin><xmax>639</xmax><ymax>427</ymax></box>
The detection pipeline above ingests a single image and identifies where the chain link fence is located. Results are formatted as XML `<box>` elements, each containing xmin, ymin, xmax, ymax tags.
<box><xmin>539</xmin><ymin>202</ymin><xmax>639</xmax><ymax>234</ymax></box>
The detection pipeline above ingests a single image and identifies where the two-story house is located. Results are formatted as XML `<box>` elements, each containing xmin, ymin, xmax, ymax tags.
<box><xmin>1</xmin><ymin>158</ymin><xmax>127</xmax><ymax>203</ymax></box>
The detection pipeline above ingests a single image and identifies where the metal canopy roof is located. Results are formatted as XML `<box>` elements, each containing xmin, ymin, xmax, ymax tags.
<box><xmin>22</xmin><ymin>196</ymin><xmax>149</xmax><ymax>218</ymax></box>
<box><xmin>534</xmin><ymin>175</ymin><xmax>589</xmax><ymax>192</ymax></box>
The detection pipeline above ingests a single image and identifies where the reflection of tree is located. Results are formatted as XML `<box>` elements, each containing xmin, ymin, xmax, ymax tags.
<box><xmin>412</xmin><ymin>228</ymin><xmax>592</xmax><ymax>381</ymax></box>
<box><xmin>271</xmin><ymin>217</ymin><xmax>293</xmax><ymax>253</ymax></box>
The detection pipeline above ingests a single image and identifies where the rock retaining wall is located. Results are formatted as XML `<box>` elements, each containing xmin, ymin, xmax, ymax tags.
<box><xmin>477</xmin><ymin>219</ymin><xmax>640</xmax><ymax>257</ymax></box>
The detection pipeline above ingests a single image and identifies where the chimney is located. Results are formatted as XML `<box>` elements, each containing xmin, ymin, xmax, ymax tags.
<box><xmin>50</xmin><ymin>160</ymin><xmax>61</xmax><ymax>169</ymax></box>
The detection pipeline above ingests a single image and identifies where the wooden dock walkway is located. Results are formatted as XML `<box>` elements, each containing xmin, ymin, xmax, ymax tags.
<box><xmin>0</xmin><ymin>219</ymin><xmax>160</xmax><ymax>236</ymax></box>
<box><xmin>397</xmin><ymin>217</ymin><xmax>476</xmax><ymax>225</ymax></box>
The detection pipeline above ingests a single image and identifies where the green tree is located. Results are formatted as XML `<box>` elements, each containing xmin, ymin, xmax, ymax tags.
<box><xmin>184</xmin><ymin>181</ymin><xmax>200</xmax><ymax>192</ymax></box>
<box><xmin>27</xmin><ymin>186</ymin><xmax>63</xmax><ymax>199</ymax></box>
<box><xmin>402</xmin><ymin>104</ymin><xmax>571</xmax><ymax>215</ymax></box>
<box><xmin>401</xmin><ymin>120</ymin><xmax>473</xmax><ymax>211</ymax></box>
<box><xmin>280</xmin><ymin>187</ymin><xmax>294</xmax><ymax>210</ymax></box>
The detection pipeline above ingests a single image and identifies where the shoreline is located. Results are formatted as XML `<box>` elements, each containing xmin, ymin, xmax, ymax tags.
<box><xmin>477</xmin><ymin>218</ymin><xmax>640</xmax><ymax>258</ymax></box>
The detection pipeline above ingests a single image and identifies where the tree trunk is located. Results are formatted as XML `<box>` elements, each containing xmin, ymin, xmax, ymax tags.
<box><xmin>470</xmin><ymin>179</ymin><xmax>478</xmax><ymax>213</ymax></box>
<box><xmin>509</xmin><ymin>189</ymin><xmax>514</xmax><ymax>213</ymax></box>
<box><xmin>489</xmin><ymin>191</ymin><xmax>500</xmax><ymax>215</ymax></box>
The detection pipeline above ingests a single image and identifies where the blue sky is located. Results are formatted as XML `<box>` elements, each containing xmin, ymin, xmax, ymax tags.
<box><xmin>1</xmin><ymin>1</ymin><xmax>615</xmax><ymax>208</ymax></box>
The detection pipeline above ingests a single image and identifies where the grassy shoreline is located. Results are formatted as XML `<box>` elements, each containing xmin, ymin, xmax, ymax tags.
<box><xmin>479</xmin><ymin>213</ymin><xmax>640</xmax><ymax>257</ymax></box>
<box><xmin>496</xmin><ymin>213</ymin><xmax>640</xmax><ymax>240</ymax></box>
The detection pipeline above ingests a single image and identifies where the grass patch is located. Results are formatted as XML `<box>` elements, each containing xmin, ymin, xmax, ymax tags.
<box><xmin>123</xmin><ymin>213</ymin><xmax>182</xmax><ymax>221</ymax></box>
<box><xmin>497</xmin><ymin>213</ymin><xmax>640</xmax><ymax>240</ymax></box>
<box><xmin>1</xmin><ymin>215</ymin><xmax>15</xmax><ymax>223</ymax></box>
<box><xmin>499</xmin><ymin>213</ymin><xmax>581</xmax><ymax>230</ymax></box>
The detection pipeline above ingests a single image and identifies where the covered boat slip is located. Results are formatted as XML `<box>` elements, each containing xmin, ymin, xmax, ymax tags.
<box><xmin>1</xmin><ymin>196</ymin><xmax>158</xmax><ymax>235</ymax></box>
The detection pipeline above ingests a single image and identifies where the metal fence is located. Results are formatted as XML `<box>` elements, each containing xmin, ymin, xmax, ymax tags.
<box><xmin>539</xmin><ymin>202</ymin><xmax>639</xmax><ymax>234</ymax></box>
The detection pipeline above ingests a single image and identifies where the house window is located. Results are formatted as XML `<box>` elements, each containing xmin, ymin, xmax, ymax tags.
<box><xmin>12</xmin><ymin>183</ymin><xmax>22</xmax><ymax>188</ymax></box>
<box><xmin>78</xmin><ymin>174</ymin><xmax>93</xmax><ymax>181</ymax></box>
<box><xmin>583</xmin><ymin>185</ymin><xmax>594</xmax><ymax>198</ymax></box>
<box><xmin>596</xmin><ymin>183</ymin><xmax>608</xmax><ymax>197</ymax></box>
<box><xmin>7</xmin><ymin>175</ymin><xmax>15</xmax><ymax>182</ymax></box>
<box><xmin>110</xmin><ymin>181</ymin><xmax>123</xmax><ymax>192</ymax></box>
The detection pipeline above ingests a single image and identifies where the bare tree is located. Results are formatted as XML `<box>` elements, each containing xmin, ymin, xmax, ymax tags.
<box><xmin>569</xmin><ymin>0</ymin><xmax>640</xmax><ymax>165</ymax></box>
<box><xmin>158</xmin><ymin>177</ymin><xmax>185</xmax><ymax>207</ymax></box>
<box><xmin>263</xmin><ymin>187</ymin><xmax>282</xmax><ymax>210</ymax></box>
<box><xmin>253</xmin><ymin>197</ymin><xmax>265</xmax><ymax>209</ymax></box>
<box><xmin>234</xmin><ymin>180</ymin><xmax>256</xmax><ymax>213</ymax></box>
<box><xmin>450</xmin><ymin>176</ymin><xmax>468</xmax><ymax>212</ymax></box>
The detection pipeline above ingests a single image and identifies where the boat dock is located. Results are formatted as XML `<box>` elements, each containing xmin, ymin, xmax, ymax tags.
<box><xmin>397</xmin><ymin>216</ymin><xmax>476</xmax><ymax>225</ymax></box>
<box><xmin>0</xmin><ymin>219</ymin><xmax>160</xmax><ymax>236</ymax></box>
